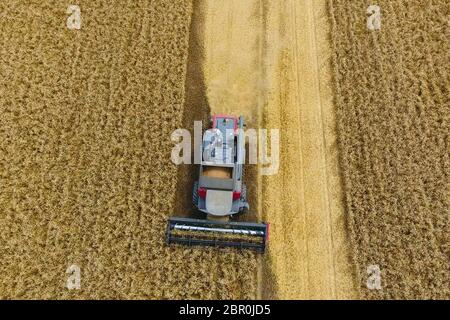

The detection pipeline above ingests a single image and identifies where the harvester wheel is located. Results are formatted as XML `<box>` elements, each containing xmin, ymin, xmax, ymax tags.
<box><xmin>241</xmin><ymin>184</ymin><xmax>247</xmax><ymax>202</ymax></box>
<box><xmin>192</xmin><ymin>181</ymin><xmax>199</xmax><ymax>205</ymax></box>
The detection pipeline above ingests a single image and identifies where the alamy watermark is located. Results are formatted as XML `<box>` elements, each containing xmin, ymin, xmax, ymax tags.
<box><xmin>367</xmin><ymin>264</ymin><xmax>381</xmax><ymax>290</ymax></box>
<box><xmin>367</xmin><ymin>5</ymin><xmax>381</xmax><ymax>31</ymax></box>
<box><xmin>66</xmin><ymin>264</ymin><xmax>81</xmax><ymax>290</ymax></box>
<box><xmin>67</xmin><ymin>5</ymin><xmax>82</xmax><ymax>30</ymax></box>
<box><xmin>171</xmin><ymin>121</ymin><xmax>280</xmax><ymax>176</ymax></box>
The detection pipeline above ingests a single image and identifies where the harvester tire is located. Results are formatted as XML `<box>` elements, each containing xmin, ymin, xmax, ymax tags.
<box><xmin>192</xmin><ymin>181</ymin><xmax>199</xmax><ymax>206</ymax></box>
<box><xmin>241</xmin><ymin>184</ymin><xmax>247</xmax><ymax>202</ymax></box>
<box><xmin>239</xmin><ymin>184</ymin><xmax>249</xmax><ymax>214</ymax></box>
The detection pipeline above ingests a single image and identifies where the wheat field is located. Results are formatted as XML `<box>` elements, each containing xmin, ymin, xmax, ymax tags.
<box><xmin>329</xmin><ymin>0</ymin><xmax>449</xmax><ymax>299</ymax></box>
<box><xmin>0</xmin><ymin>0</ymin><xmax>448</xmax><ymax>300</ymax></box>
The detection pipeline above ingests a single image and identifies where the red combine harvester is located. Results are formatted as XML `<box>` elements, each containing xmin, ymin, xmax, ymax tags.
<box><xmin>166</xmin><ymin>115</ymin><xmax>268</xmax><ymax>252</ymax></box>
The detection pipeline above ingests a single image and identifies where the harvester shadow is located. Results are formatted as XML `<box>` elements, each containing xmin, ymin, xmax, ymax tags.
<box><xmin>173</xmin><ymin>0</ymin><xmax>210</xmax><ymax>220</ymax></box>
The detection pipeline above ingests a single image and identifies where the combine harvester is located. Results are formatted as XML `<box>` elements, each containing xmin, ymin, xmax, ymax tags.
<box><xmin>166</xmin><ymin>115</ymin><xmax>268</xmax><ymax>252</ymax></box>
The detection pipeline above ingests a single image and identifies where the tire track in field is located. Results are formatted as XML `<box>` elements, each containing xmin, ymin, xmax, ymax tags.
<box><xmin>260</xmin><ymin>0</ymin><xmax>359</xmax><ymax>299</ymax></box>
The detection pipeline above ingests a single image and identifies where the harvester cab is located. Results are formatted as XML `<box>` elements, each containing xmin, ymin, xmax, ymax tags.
<box><xmin>166</xmin><ymin>115</ymin><xmax>268</xmax><ymax>252</ymax></box>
